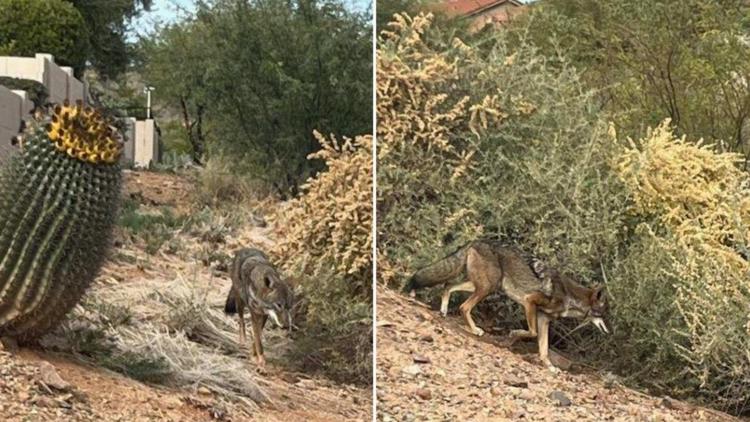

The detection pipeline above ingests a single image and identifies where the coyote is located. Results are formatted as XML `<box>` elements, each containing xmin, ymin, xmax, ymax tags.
<box><xmin>403</xmin><ymin>240</ymin><xmax>609</xmax><ymax>368</ymax></box>
<box><xmin>224</xmin><ymin>248</ymin><xmax>295</xmax><ymax>366</ymax></box>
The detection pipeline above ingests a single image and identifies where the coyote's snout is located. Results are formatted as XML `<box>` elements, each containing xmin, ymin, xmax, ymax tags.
<box><xmin>403</xmin><ymin>240</ymin><xmax>610</xmax><ymax>370</ymax></box>
<box><xmin>224</xmin><ymin>248</ymin><xmax>295</xmax><ymax>366</ymax></box>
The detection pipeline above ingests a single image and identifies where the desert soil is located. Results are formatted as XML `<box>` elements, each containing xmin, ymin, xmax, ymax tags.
<box><xmin>0</xmin><ymin>170</ymin><xmax>371</xmax><ymax>422</ymax></box>
<box><xmin>376</xmin><ymin>286</ymin><xmax>739</xmax><ymax>422</ymax></box>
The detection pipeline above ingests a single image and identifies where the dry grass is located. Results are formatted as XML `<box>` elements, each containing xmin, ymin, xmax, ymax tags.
<box><xmin>56</xmin><ymin>275</ymin><xmax>274</xmax><ymax>409</ymax></box>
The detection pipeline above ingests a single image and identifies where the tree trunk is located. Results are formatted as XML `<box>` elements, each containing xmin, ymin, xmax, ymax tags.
<box><xmin>180</xmin><ymin>96</ymin><xmax>205</xmax><ymax>165</ymax></box>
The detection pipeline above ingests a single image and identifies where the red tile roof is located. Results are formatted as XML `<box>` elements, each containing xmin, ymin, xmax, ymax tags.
<box><xmin>436</xmin><ymin>0</ymin><xmax>524</xmax><ymax>18</ymax></box>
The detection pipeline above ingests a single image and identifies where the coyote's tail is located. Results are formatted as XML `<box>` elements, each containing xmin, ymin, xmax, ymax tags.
<box><xmin>403</xmin><ymin>245</ymin><xmax>470</xmax><ymax>293</ymax></box>
<box><xmin>224</xmin><ymin>289</ymin><xmax>237</xmax><ymax>314</ymax></box>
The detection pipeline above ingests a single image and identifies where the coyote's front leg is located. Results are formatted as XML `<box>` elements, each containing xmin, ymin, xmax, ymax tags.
<box><xmin>510</xmin><ymin>292</ymin><xmax>546</xmax><ymax>340</ymax></box>
<box><xmin>250</xmin><ymin>312</ymin><xmax>268</xmax><ymax>367</ymax></box>
<box><xmin>536</xmin><ymin>312</ymin><xmax>559</xmax><ymax>373</ymax></box>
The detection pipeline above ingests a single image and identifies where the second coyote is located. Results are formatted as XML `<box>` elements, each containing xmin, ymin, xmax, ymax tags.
<box><xmin>224</xmin><ymin>248</ymin><xmax>295</xmax><ymax>366</ymax></box>
<box><xmin>403</xmin><ymin>240</ymin><xmax>609</xmax><ymax>369</ymax></box>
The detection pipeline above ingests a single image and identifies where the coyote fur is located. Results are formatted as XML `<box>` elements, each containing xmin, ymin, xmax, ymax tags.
<box><xmin>224</xmin><ymin>248</ymin><xmax>295</xmax><ymax>366</ymax></box>
<box><xmin>403</xmin><ymin>240</ymin><xmax>609</xmax><ymax>369</ymax></box>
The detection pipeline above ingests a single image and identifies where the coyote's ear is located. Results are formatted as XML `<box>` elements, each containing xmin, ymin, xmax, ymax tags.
<box><xmin>265</xmin><ymin>275</ymin><xmax>274</xmax><ymax>289</ymax></box>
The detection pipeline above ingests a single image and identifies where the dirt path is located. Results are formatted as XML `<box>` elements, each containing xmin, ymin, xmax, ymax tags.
<box><xmin>0</xmin><ymin>170</ymin><xmax>371</xmax><ymax>422</ymax></box>
<box><xmin>376</xmin><ymin>286</ymin><xmax>738</xmax><ymax>422</ymax></box>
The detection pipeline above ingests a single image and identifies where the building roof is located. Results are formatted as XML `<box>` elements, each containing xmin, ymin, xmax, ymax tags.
<box><xmin>436</xmin><ymin>0</ymin><xmax>524</xmax><ymax>19</ymax></box>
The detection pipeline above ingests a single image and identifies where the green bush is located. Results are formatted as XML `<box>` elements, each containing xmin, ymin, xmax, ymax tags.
<box><xmin>0</xmin><ymin>77</ymin><xmax>48</xmax><ymax>109</ymax></box>
<box><xmin>0</xmin><ymin>0</ymin><xmax>89</xmax><ymax>75</ymax></box>
<box><xmin>377</xmin><ymin>13</ymin><xmax>625</xmax><ymax>286</ymax></box>
<box><xmin>378</xmin><ymin>13</ymin><xmax>750</xmax><ymax>415</ymax></box>
<box><xmin>511</xmin><ymin>0</ymin><xmax>750</xmax><ymax>162</ymax></box>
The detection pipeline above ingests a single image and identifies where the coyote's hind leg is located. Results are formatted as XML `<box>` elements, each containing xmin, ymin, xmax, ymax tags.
<box><xmin>440</xmin><ymin>281</ymin><xmax>475</xmax><ymax>317</ymax></box>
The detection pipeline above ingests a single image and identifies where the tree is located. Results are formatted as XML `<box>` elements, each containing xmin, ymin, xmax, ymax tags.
<box><xmin>140</xmin><ymin>22</ymin><xmax>210</xmax><ymax>165</ymax></box>
<box><xmin>141</xmin><ymin>0</ymin><xmax>372</xmax><ymax>195</ymax></box>
<box><xmin>65</xmin><ymin>0</ymin><xmax>152</xmax><ymax>79</ymax></box>
<box><xmin>513</xmin><ymin>0</ymin><xmax>750</xmax><ymax>163</ymax></box>
<box><xmin>0</xmin><ymin>0</ymin><xmax>89</xmax><ymax>75</ymax></box>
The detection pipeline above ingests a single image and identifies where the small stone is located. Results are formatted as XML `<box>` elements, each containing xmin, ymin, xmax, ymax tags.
<box><xmin>549</xmin><ymin>390</ymin><xmax>572</xmax><ymax>406</ymax></box>
<box><xmin>419</xmin><ymin>335</ymin><xmax>434</xmax><ymax>343</ymax></box>
<box><xmin>505</xmin><ymin>377</ymin><xmax>528</xmax><ymax>388</ymax></box>
<box><xmin>518</xmin><ymin>389</ymin><xmax>534</xmax><ymax>401</ymax></box>
<box><xmin>415</xmin><ymin>388</ymin><xmax>432</xmax><ymax>400</ymax></box>
<box><xmin>412</xmin><ymin>354</ymin><xmax>431</xmax><ymax>364</ymax></box>
<box><xmin>197</xmin><ymin>386</ymin><xmax>212</xmax><ymax>395</ymax></box>
<box><xmin>38</xmin><ymin>361</ymin><xmax>70</xmax><ymax>391</ymax></box>
<box><xmin>32</xmin><ymin>396</ymin><xmax>58</xmax><ymax>408</ymax></box>
<box><xmin>661</xmin><ymin>396</ymin><xmax>690</xmax><ymax>411</ymax></box>
<box><xmin>401</xmin><ymin>365</ymin><xmax>421</xmax><ymax>376</ymax></box>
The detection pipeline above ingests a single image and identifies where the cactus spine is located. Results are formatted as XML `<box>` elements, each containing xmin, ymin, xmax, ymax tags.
<box><xmin>0</xmin><ymin>101</ymin><xmax>122</xmax><ymax>340</ymax></box>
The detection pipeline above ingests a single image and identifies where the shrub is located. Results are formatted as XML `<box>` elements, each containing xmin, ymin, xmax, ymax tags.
<box><xmin>377</xmin><ymin>13</ymin><xmax>625</xmax><ymax>287</ymax></box>
<box><xmin>272</xmin><ymin>131</ymin><xmax>372</xmax><ymax>384</ymax></box>
<box><xmin>608</xmin><ymin>121</ymin><xmax>750</xmax><ymax>412</ymax></box>
<box><xmin>0</xmin><ymin>0</ymin><xmax>89</xmax><ymax>75</ymax></box>
<box><xmin>0</xmin><ymin>77</ymin><xmax>48</xmax><ymax>109</ymax></box>
<box><xmin>377</xmin><ymin>12</ymin><xmax>750</xmax><ymax>414</ymax></box>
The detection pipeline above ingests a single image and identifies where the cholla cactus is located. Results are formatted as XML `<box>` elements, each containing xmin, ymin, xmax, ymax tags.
<box><xmin>0</xmin><ymin>101</ymin><xmax>122</xmax><ymax>340</ymax></box>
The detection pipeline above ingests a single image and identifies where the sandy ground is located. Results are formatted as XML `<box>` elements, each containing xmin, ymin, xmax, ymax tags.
<box><xmin>0</xmin><ymin>170</ymin><xmax>371</xmax><ymax>422</ymax></box>
<box><xmin>376</xmin><ymin>286</ymin><xmax>739</xmax><ymax>422</ymax></box>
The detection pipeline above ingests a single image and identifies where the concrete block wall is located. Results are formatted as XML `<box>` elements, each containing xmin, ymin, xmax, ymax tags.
<box><xmin>134</xmin><ymin>119</ymin><xmax>159</xmax><ymax>168</ymax></box>
<box><xmin>0</xmin><ymin>85</ymin><xmax>32</xmax><ymax>164</ymax></box>
<box><xmin>0</xmin><ymin>53</ymin><xmax>159</xmax><ymax>167</ymax></box>
<box><xmin>0</xmin><ymin>54</ymin><xmax>86</xmax><ymax>105</ymax></box>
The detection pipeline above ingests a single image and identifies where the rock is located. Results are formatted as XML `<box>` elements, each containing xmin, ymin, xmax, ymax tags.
<box><xmin>661</xmin><ymin>396</ymin><xmax>690</xmax><ymax>411</ymax></box>
<box><xmin>197</xmin><ymin>386</ymin><xmax>212</xmax><ymax>396</ymax></box>
<box><xmin>548</xmin><ymin>352</ymin><xmax>573</xmax><ymax>370</ymax></box>
<box><xmin>602</xmin><ymin>371</ymin><xmax>618</xmax><ymax>389</ymax></box>
<box><xmin>505</xmin><ymin>377</ymin><xmax>528</xmax><ymax>388</ymax></box>
<box><xmin>38</xmin><ymin>362</ymin><xmax>70</xmax><ymax>391</ymax></box>
<box><xmin>32</xmin><ymin>396</ymin><xmax>58</xmax><ymax>408</ymax></box>
<box><xmin>401</xmin><ymin>365</ymin><xmax>422</xmax><ymax>377</ymax></box>
<box><xmin>419</xmin><ymin>334</ymin><xmax>434</xmax><ymax>343</ymax></box>
<box><xmin>415</xmin><ymin>388</ymin><xmax>432</xmax><ymax>400</ymax></box>
<box><xmin>412</xmin><ymin>354</ymin><xmax>431</xmax><ymax>364</ymax></box>
<box><xmin>549</xmin><ymin>390</ymin><xmax>572</xmax><ymax>407</ymax></box>
<box><xmin>518</xmin><ymin>389</ymin><xmax>535</xmax><ymax>401</ymax></box>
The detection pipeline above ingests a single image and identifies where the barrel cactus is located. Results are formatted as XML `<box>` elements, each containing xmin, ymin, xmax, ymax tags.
<box><xmin>0</xmin><ymin>101</ymin><xmax>122</xmax><ymax>340</ymax></box>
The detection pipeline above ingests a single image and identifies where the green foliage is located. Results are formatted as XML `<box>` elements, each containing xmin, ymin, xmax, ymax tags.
<box><xmin>286</xmin><ymin>269</ymin><xmax>373</xmax><ymax>384</ymax></box>
<box><xmin>378</xmin><ymin>13</ymin><xmax>750</xmax><ymax>414</ymax></box>
<box><xmin>65</xmin><ymin>0</ymin><xmax>152</xmax><ymax>78</ymax></box>
<box><xmin>140</xmin><ymin>0</ymin><xmax>373</xmax><ymax>195</ymax></box>
<box><xmin>118</xmin><ymin>200</ymin><xmax>191</xmax><ymax>255</ymax></box>
<box><xmin>378</xmin><ymin>14</ymin><xmax>625</xmax><ymax>286</ymax></box>
<box><xmin>0</xmin><ymin>77</ymin><xmax>48</xmax><ymax>109</ymax></box>
<box><xmin>513</xmin><ymin>0</ymin><xmax>750</xmax><ymax>163</ymax></box>
<box><xmin>0</xmin><ymin>106</ymin><xmax>122</xmax><ymax>340</ymax></box>
<box><xmin>0</xmin><ymin>0</ymin><xmax>89</xmax><ymax>75</ymax></box>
